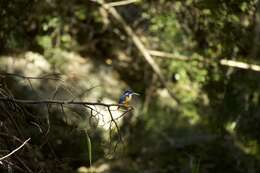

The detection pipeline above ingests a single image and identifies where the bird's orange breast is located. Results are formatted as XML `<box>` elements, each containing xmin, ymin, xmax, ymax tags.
<box><xmin>124</xmin><ymin>95</ymin><xmax>132</xmax><ymax>106</ymax></box>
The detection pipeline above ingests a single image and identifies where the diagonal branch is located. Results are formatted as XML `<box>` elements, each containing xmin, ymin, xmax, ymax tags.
<box><xmin>94</xmin><ymin>0</ymin><xmax>179</xmax><ymax>103</ymax></box>
<box><xmin>0</xmin><ymin>138</ymin><xmax>31</xmax><ymax>161</ymax></box>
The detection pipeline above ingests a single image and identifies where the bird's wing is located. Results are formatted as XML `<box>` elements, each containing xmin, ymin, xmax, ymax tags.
<box><xmin>118</xmin><ymin>95</ymin><xmax>126</xmax><ymax>104</ymax></box>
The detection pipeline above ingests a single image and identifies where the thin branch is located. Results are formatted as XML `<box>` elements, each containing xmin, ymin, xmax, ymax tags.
<box><xmin>0</xmin><ymin>72</ymin><xmax>61</xmax><ymax>81</ymax></box>
<box><xmin>30</xmin><ymin>122</ymin><xmax>43</xmax><ymax>133</ymax></box>
<box><xmin>149</xmin><ymin>49</ymin><xmax>260</xmax><ymax>72</ymax></box>
<box><xmin>107</xmin><ymin>0</ymin><xmax>139</xmax><ymax>7</ymax></box>
<box><xmin>148</xmin><ymin>49</ymin><xmax>190</xmax><ymax>61</ymax></box>
<box><xmin>112</xmin><ymin>107</ymin><xmax>133</xmax><ymax>121</ymax></box>
<box><xmin>0</xmin><ymin>133</ymin><xmax>25</xmax><ymax>144</ymax></box>
<box><xmin>0</xmin><ymin>138</ymin><xmax>31</xmax><ymax>161</ymax></box>
<box><xmin>107</xmin><ymin>107</ymin><xmax>122</xmax><ymax>142</ymax></box>
<box><xmin>107</xmin><ymin>107</ymin><xmax>123</xmax><ymax>152</ymax></box>
<box><xmin>45</xmin><ymin>104</ymin><xmax>51</xmax><ymax>135</ymax></box>
<box><xmin>220</xmin><ymin>59</ymin><xmax>260</xmax><ymax>72</ymax></box>
<box><xmin>0</xmin><ymin>97</ymin><xmax>127</xmax><ymax>107</ymax></box>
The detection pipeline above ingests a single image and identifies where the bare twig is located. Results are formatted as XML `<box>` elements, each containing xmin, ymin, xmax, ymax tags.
<box><xmin>148</xmin><ymin>49</ymin><xmax>190</xmax><ymax>61</ymax></box>
<box><xmin>0</xmin><ymin>138</ymin><xmax>30</xmax><ymax>161</ymax></box>
<box><xmin>45</xmin><ymin>104</ymin><xmax>51</xmax><ymax>135</ymax></box>
<box><xmin>30</xmin><ymin>122</ymin><xmax>43</xmax><ymax>133</ymax></box>
<box><xmin>0</xmin><ymin>97</ymin><xmax>127</xmax><ymax>108</ymax></box>
<box><xmin>0</xmin><ymin>133</ymin><xmax>25</xmax><ymax>144</ymax></box>
<box><xmin>220</xmin><ymin>59</ymin><xmax>260</xmax><ymax>72</ymax></box>
<box><xmin>149</xmin><ymin>49</ymin><xmax>260</xmax><ymax>72</ymax></box>
<box><xmin>109</xmin><ymin>107</ymin><xmax>133</xmax><ymax>122</ymax></box>
<box><xmin>107</xmin><ymin>0</ymin><xmax>139</xmax><ymax>7</ymax></box>
<box><xmin>0</xmin><ymin>72</ymin><xmax>61</xmax><ymax>81</ymax></box>
<box><xmin>107</xmin><ymin>107</ymin><xmax>122</xmax><ymax>142</ymax></box>
<box><xmin>107</xmin><ymin>107</ymin><xmax>124</xmax><ymax>153</ymax></box>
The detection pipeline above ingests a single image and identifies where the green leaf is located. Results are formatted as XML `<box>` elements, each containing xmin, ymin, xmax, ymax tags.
<box><xmin>86</xmin><ymin>133</ymin><xmax>92</xmax><ymax>168</ymax></box>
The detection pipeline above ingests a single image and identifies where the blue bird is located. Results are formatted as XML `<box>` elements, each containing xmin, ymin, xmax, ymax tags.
<box><xmin>118</xmin><ymin>89</ymin><xmax>139</xmax><ymax>109</ymax></box>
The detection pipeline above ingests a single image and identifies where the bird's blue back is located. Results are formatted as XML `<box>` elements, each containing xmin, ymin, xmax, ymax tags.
<box><xmin>118</xmin><ymin>90</ymin><xmax>132</xmax><ymax>104</ymax></box>
<box><xmin>118</xmin><ymin>95</ymin><xmax>126</xmax><ymax>104</ymax></box>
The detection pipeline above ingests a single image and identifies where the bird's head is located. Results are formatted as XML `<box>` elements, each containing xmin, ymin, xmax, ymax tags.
<box><xmin>123</xmin><ymin>89</ymin><xmax>140</xmax><ymax>97</ymax></box>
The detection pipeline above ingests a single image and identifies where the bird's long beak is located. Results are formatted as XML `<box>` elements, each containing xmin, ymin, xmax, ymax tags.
<box><xmin>132</xmin><ymin>92</ymin><xmax>140</xmax><ymax>96</ymax></box>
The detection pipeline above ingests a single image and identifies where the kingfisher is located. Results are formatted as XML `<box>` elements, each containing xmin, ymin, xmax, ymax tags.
<box><xmin>118</xmin><ymin>89</ymin><xmax>139</xmax><ymax>109</ymax></box>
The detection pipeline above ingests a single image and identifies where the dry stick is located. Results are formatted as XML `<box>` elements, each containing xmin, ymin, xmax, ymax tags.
<box><xmin>101</xmin><ymin>107</ymin><xmax>133</xmax><ymax>127</ymax></box>
<box><xmin>45</xmin><ymin>104</ymin><xmax>51</xmax><ymax>135</ymax></box>
<box><xmin>0</xmin><ymin>97</ymin><xmax>127</xmax><ymax>107</ymax></box>
<box><xmin>220</xmin><ymin>59</ymin><xmax>260</xmax><ymax>72</ymax></box>
<box><xmin>107</xmin><ymin>107</ymin><xmax>123</xmax><ymax>152</ymax></box>
<box><xmin>0</xmin><ymin>133</ymin><xmax>25</xmax><ymax>144</ymax></box>
<box><xmin>149</xmin><ymin>49</ymin><xmax>260</xmax><ymax>72</ymax></box>
<box><xmin>107</xmin><ymin>0</ymin><xmax>139</xmax><ymax>7</ymax></box>
<box><xmin>30</xmin><ymin>122</ymin><xmax>43</xmax><ymax>133</ymax></box>
<box><xmin>96</xmin><ymin>0</ymin><xmax>179</xmax><ymax>103</ymax></box>
<box><xmin>148</xmin><ymin>49</ymin><xmax>190</xmax><ymax>61</ymax></box>
<box><xmin>107</xmin><ymin>107</ymin><xmax>122</xmax><ymax>142</ymax></box>
<box><xmin>0</xmin><ymin>138</ymin><xmax>31</xmax><ymax>161</ymax></box>
<box><xmin>0</xmin><ymin>72</ymin><xmax>61</xmax><ymax>81</ymax></box>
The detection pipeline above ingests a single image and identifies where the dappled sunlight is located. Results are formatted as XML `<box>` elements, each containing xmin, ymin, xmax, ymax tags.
<box><xmin>1</xmin><ymin>0</ymin><xmax>260</xmax><ymax>172</ymax></box>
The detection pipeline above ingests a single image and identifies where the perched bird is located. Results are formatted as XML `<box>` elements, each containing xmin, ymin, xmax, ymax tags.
<box><xmin>118</xmin><ymin>89</ymin><xmax>139</xmax><ymax>109</ymax></box>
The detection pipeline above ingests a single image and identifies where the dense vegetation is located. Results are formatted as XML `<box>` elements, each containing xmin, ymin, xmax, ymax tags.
<box><xmin>1</xmin><ymin>0</ymin><xmax>260</xmax><ymax>172</ymax></box>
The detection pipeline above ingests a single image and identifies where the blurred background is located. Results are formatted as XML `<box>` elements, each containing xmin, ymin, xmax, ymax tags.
<box><xmin>1</xmin><ymin>0</ymin><xmax>260</xmax><ymax>172</ymax></box>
